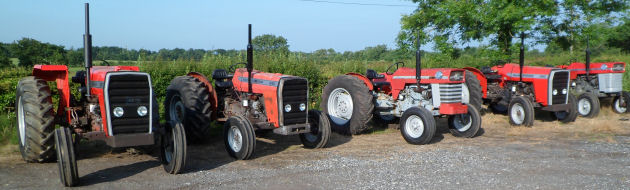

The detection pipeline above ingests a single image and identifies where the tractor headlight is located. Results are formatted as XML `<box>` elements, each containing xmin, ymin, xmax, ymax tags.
<box><xmin>113</xmin><ymin>107</ymin><xmax>124</xmax><ymax>117</ymax></box>
<box><xmin>613</xmin><ymin>63</ymin><xmax>625</xmax><ymax>71</ymax></box>
<box><xmin>299</xmin><ymin>103</ymin><xmax>306</xmax><ymax>111</ymax></box>
<box><xmin>561</xmin><ymin>88</ymin><xmax>567</xmax><ymax>94</ymax></box>
<box><xmin>449</xmin><ymin>71</ymin><xmax>464</xmax><ymax>81</ymax></box>
<box><xmin>571</xmin><ymin>81</ymin><xmax>576</xmax><ymax>87</ymax></box>
<box><xmin>284</xmin><ymin>104</ymin><xmax>292</xmax><ymax>112</ymax></box>
<box><xmin>553</xmin><ymin>89</ymin><xmax>558</xmax><ymax>95</ymax></box>
<box><xmin>511</xmin><ymin>86</ymin><xmax>517</xmax><ymax>92</ymax></box>
<box><xmin>137</xmin><ymin>106</ymin><xmax>148</xmax><ymax>117</ymax></box>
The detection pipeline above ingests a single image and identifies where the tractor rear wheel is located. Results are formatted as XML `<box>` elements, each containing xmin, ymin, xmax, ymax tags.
<box><xmin>165</xmin><ymin>76</ymin><xmax>213</xmax><ymax>143</ymax></box>
<box><xmin>224</xmin><ymin>116</ymin><xmax>256</xmax><ymax>160</ymax></box>
<box><xmin>16</xmin><ymin>76</ymin><xmax>56</xmax><ymax>163</ymax></box>
<box><xmin>300</xmin><ymin>110</ymin><xmax>331</xmax><ymax>148</ymax></box>
<box><xmin>161</xmin><ymin>121</ymin><xmax>187</xmax><ymax>174</ymax></box>
<box><xmin>612</xmin><ymin>91</ymin><xmax>630</xmax><ymax>114</ymax></box>
<box><xmin>321</xmin><ymin>75</ymin><xmax>374</xmax><ymax>135</ymax></box>
<box><xmin>463</xmin><ymin>71</ymin><xmax>483</xmax><ymax>112</ymax></box>
<box><xmin>400</xmin><ymin>107</ymin><xmax>436</xmax><ymax>145</ymax></box>
<box><xmin>577</xmin><ymin>92</ymin><xmax>600</xmax><ymax>118</ymax></box>
<box><xmin>554</xmin><ymin>94</ymin><xmax>578</xmax><ymax>123</ymax></box>
<box><xmin>54</xmin><ymin>127</ymin><xmax>79</xmax><ymax>187</ymax></box>
<box><xmin>508</xmin><ymin>96</ymin><xmax>535</xmax><ymax>127</ymax></box>
<box><xmin>448</xmin><ymin>105</ymin><xmax>481</xmax><ymax>138</ymax></box>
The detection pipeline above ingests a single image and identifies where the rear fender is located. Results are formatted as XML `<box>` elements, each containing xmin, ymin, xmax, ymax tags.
<box><xmin>345</xmin><ymin>73</ymin><xmax>374</xmax><ymax>91</ymax></box>
<box><xmin>463</xmin><ymin>67</ymin><xmax>488</xmax><ymax>98</ymax></box>
<box><xmin>186</xmin><ymin>72</ymin><xmax>218</xmax><ymax>118</ymax></box>
<box><xmin>32</xmin><ymin>65</ymin><xmax>71</xmax><ymax>125</ymax></box>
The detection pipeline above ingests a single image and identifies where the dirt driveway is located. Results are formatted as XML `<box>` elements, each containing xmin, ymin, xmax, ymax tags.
<box><xmin>1</xmin><ymin>109</ymin><xmax>630</xmax><ymax>189</ymax></box>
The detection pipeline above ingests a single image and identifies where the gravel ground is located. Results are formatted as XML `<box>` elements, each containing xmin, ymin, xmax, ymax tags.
<box><xmin>1</xmin><ymin>112</ymin><xmax>630</xmax><ymax>190</ymax></box>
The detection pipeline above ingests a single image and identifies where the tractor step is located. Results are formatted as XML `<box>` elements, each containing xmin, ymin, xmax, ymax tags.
<box><xmin>273</xmin><ymin>123</ymin><xmax>310</xmax><ymax>135</ymax></box>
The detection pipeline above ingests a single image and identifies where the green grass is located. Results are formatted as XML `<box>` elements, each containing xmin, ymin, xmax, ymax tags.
<box><xmin>0</xmin><ymin>113</ymin><xmax>18</xmax><ymax>144</ymax></box>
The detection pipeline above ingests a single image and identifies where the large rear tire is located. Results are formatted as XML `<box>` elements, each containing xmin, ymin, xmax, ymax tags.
<box><xmin>508</xmin><ymin>96</ymin><xmax>535</xmax><ymax>127</ymax></box>
<box><xmin>400</xmin><ymin>107</ymin><xmax>436</xmax><ymax>145</ymax></box>
<box><xmin>463</xmin><ymin>71</ymin><xmax>483</xmax><ymax>112</ymax></box>
<box><xmin>555</xmin><ymin>94</ymin><xmax>578</xmax><ymax>123</ymax></box>
<box><xmin>448</xmin><ymin>105</ymin><xmax>481</xmax><ymax>138</ymax></box>
<box><xmin>16</xmin><ymin>76</ymin><xmax>56</xmax><ymax>163</ymax></box>
<box><xmin>54</xmin><ymin>127</ymin><xmax>79</xmax><ymax>187</ymax></box>
<box><xmin>612</xmin><ymin>91</ymin><xmax>630</xmax><ymax>114</ymax></box>
<box><xmin>300</xmin><ymin>110</ymin><xmax>331</xmax><ymax>149</ymax></box>
<box><xmin>165</xmin><ymin>76</ymin><xmax>213</xmax><ymax>143</ymax></box>
<box><xmin>224</xmin><ymin>116</ymin><xmax>256</xmax><ymax>160</ymax></box>
<box><xmin>321</xmin><ymin>75</ymin><xmax>374</xmax><ymax>135</ymax></box>
<box><xmin>577</xmin><ymin>92</ymin><xmax>600</xmax><ymax>118</ymax></box>
<box><xmin>161</xmin><ymin>122</ymin><xmax>187</xmax><ymax>174</ymax></box>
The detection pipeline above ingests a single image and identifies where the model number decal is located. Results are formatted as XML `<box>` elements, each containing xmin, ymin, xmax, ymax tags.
<box><xmin>238</xmin><ymin>77</ymin><xmax>279</xmax><ymax>87</ymax></box>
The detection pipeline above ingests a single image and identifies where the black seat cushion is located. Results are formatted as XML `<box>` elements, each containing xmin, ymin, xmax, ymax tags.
<box><xmin>212</xmin><ymin>69</ymin><xmax>233</xmax><ymax>80</ymax></box>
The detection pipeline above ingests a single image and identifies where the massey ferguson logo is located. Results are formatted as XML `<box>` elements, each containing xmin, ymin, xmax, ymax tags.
<box><xmin>126</xmin><ymin>98</ymin><xmax>142</xmax><ymax>103</ymax></box>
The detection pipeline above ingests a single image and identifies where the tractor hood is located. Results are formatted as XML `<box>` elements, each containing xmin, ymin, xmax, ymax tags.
<box><xmin>558</xmin><ymin>62</ymin><xmax>625</xmax><ymax>79</ymax></box>
<box><xmin>232</xmin><ymin>68</ymin><xmax>305</xmax><ymax>94</ymax></box>
<box><xmin>381</xmin><ymin>67</ymin><xmax>466</xmax><ymax>84</ymax></box>
<box><xmin>491</xmin><ymin>63</ymin><xmax>562</xmax><ymax>81</ymax></box>
<box><xmin>90</xmin><ymin>66</ymin><xmax>141</xmax><ymax>82</ymax></box>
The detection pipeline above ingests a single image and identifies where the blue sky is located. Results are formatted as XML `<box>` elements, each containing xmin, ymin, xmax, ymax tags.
<box><xmin>0</xmin><ymin>0</ymin><xmax>418</xmax><ymax>52</ymax></box>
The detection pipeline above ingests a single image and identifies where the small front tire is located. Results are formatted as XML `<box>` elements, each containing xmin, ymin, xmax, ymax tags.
<box><xmin>554</xmin><ymin>94</ymin><xmax>578</xmax><ymax>123</ymax></box>
<box><xmin>161</xmin><ymin>122</ymin><xmax>187</xmax><ymax>174</ymax></box>
<box><xmin>224</xmin><ymin>116</ymin><xmax>256</xmax><ymax>160</ymax></box>
<box><xmin>577</xmin><ymin>92</ymin><xmax>600</xmax><ymax>118</ymax></box>
<box><xmin>399</xmin><ymin>107</ymin><xmax>436</xmax><ymax>145</ymax></box>
<box><xmin>300</xmin><ymin>110</ymin><xmax>331</xmax><ymax>149</ymax></box>
<box><xmin>508</xmin><ymin>96</ymin><xmax>535</xmax><ymax>127</ymax></box>
<box><xmin>612</xmin><ymin>91</ymin><xmax>630</xmax><ymax>114</ymax></box>
<box><xmin>54</xmin><ymin>127</ymin><xmax>79</xmax><ymax>187</ymax></box>
<box><xmin>448</xmin><ymin>105</ymin><xmax>482</xmax><ymax>138</ymax></box>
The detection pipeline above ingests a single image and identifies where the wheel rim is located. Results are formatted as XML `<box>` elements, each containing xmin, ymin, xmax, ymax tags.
<box><xmin>614</xmin><ymin>98</ymin><xmax>627</xmax><ymax>113</ymax></box>
<box><xmin>510</xmin><ymin>103</ymin><xmax>526</xmax><ymax>125</ymax></box>
<box><xmin>404</xmin><ymin>115</ymin><xmax>424</xmax><ymax>138</ymax></box>
<box><xmin>164</xmin><ymin>130</ymin><xmax>174</xmax><ymax>163</ymax></box>
<box><xmin>577</xmin><ymin>98</ymin><xmax>591</xmax><ymax>116</ymax></box>
<box><xmin>227</xmin><ymin>126</ymin><xmax>243</xmax><ymax>152</ymax></box>
<box><xmin>453</xmin><ymin>113</ymin><xmax>472</xmax><ymax>132</ymax></box>
<box><xmin>169</xmin><ymin>95</ymin><xmax>185</xmax><ymax>122</ymax></box>
<box><xmin>327</xmin><ymin>88</ymin><xmax>353</xmax><ymax>125</ymax></box>
<box><xmin>461</xmin><ymin>84</ymin><xmax>470</xmax><ymax>104</ymax></box>
<box><xmin>17</xmin><ymin>97</ymin><xmax>26</xmax><ymax>145</ymax></box>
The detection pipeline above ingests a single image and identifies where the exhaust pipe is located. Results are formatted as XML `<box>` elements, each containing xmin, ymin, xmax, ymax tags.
<box><xmin>247</xmin><ymin>24</ymin><xmax>253</xmax><ymax>95</ymax></box>
<box><xmin>519</xmin><ymin>32</ymin><xmax>525</xmax><ymax>82</ymax></box>
<box><xmin>415</xmin><ymin>34</ymin><xmax>422</xmax><ymax>90</ymax></box>
<box><xmin>585</xmin><ymin>36</ymin><xmax>591</xmax><ymax>80</ymax></box>
<box><xmin>84</xmin><ymin>3</ymin><xmax>93</xmax><ymax>97</ymax></box>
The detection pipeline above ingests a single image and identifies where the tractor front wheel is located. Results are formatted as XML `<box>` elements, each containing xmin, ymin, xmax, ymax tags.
<box><xmin>300</xmin><ymin>110</ymin><xmax>331</xmax><ymax>149</ymax></box>
<box><xmin>321</xmin><ymin>75</ymin><xmax>374</xmax><ymax>135</ymax></box>
<box><xmin>554</xmin><ymin>94</ymin><xmax>578</xmax><ymax>123</ymax></box>
<box><xmin>54</xmin><ymin>127</ymin><xmax>79</xmax><ymax>187</ymax></box>
<box><xmin>577</xmin><ymin>92</ymin><xmax>600</xmax><ymax>118</ymax></box>
<box><xmin>224</xmin><ymin>116</ymin><xmax>256</xmax><ymax>160</ymax></box>
<box><xmin>161</xmin><ymin>121</ymin><xmax>187</xmax><ymax>174</ymax></box>
<box><xmin>448</xmin><ymin>105</ymin><xmax>481</xmax><ymax>138</ymax></box>
<box><xmin>612</xmin><ymin>91</ymin><xmax>630</xmax><ymax>114</ymax></box>
<box><xmin>16</xmin><ymin>76</ymin><xmax>56</xmax><ymax>163</ymax></box>
<box><xmin>508</xmin><ymin>96</ymin><xmax>535</xmax><ymax>127</ymax></box>
<box><xmin>400</xmin><ymin>107</ymin><xmax>436</xmax><ymax>145</ymax></box>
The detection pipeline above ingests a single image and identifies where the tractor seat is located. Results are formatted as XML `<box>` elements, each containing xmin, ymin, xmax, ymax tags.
<box><xmin>366</xmin><ymin>69</ymin><xmax>384</xmax><ymax>79</ymax></box>
<box><xmin>481</xmin><ymin>66</ymin><xmax>493</xmax><ymax>74</ymax></box>
<box><xmin>212</xmin><ymin>69</ymin><xmax>233</xmax><ymax>80</ymax></box>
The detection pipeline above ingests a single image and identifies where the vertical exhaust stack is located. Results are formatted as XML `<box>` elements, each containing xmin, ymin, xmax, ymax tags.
<box><xmin>519</xmin><ymin>32</ymin><xmax>525</xmax><ymax>82</ymax></box>
<box><xmin>415</xmin><ymin>34</ymin><xmax>422</xmax><ymax>90</ymax></box>
<box><xmin>84</xmin><ymin>3</ymin><xmax>93</xmax><ymax>97</ymax></box>
<box><xmin>247</xmin><ymin>24</ymin><xmax>253</xmax><ymax>95</ymax></box>
<box><xmin>585</xmin><ymin>36</ymin><xmax>591</xmax><ymax>80</ymax></box>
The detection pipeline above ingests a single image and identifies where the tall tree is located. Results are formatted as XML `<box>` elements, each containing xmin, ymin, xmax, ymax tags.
<box><xmin>11</xmin><ymin>38</ymin><xmax>67</xmax><ymax>66</ymax></box>
<box><xmin>252</xmin><ymin>34</ymin><xmax>289</xmax><ymax>55</ymax></box>
<box><xmin>0</xmin><ymin>43</ymin><xmax>10</xmax><ymax>67</ymax></box>
<box><xmin>399</xmin><ymin>0</ymin><xmax>557</xmax><ymax>58</ymax></box>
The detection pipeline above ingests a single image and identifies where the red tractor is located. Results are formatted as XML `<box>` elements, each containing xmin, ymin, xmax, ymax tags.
<box><xmin>321</xmin><ymin>42</ymin><xmax>482</xmax><ymax>145</ymax></box>
<box><xmin>556</xmin><ymin>42</ymin><xmax>628</xmax><ymax>117</ymax></box>
<box><xmin>164</xmin><ymin>25</ymin><xmax>331</xmax><ymax>160</ymax></box>
<box><xmin>15</xmin><ymin>4</ymin><xmax>186</xmax><ymax>187</ymax></box>
<box><xmin>463</xmin><ymin>34</ymin><xmax>578</xmax><ymax>126</ymax></box>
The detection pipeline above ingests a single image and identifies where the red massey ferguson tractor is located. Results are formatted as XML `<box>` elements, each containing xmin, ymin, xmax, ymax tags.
<box><xmin>321</xmin><ymin>43</ymin><xmax>483</xmax><ymax>145</ymax></box>
<box><xmin>556</xmin><ymin>43</ymin><xmax>628</xmax><ymax>117</ymax></box>
<box><xmin>15</xmin><ymin>4</ymin><xmax>186</xmax><ymax>187</ymax></box>
<box><xmin>463</xmin><ymin>34</ymin><xmax>578</xmax><ymax>126</ymax></box>
<box><xmin>164</xmin><ymin>25</ymin><xmax>331</xmax><ymax>160</ymax></box>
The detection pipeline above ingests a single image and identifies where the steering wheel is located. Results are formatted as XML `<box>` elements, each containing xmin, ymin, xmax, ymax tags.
<box><xmin>386</xmin><ymin>62</ymin><xmax>405</xmax><ymax>75</ymax></box>
<box><xmin>101</xmin><ymin>59</ymin><xmax>111</xmax><ymax>66</ymax></box>
<box><xmin>229</xmin><ymin>62</ymin><xmax>247</xmax><ymax>73</ymax></box>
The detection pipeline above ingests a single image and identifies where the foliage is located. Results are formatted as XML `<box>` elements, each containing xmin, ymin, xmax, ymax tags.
<box><xmin>0</xmin><ymin>43</ymin><xmax>11</xmax><ymax>67</ymax></box>
<box><xmin>252</xmin><ymin>34</ymin><xmax>290</xmax><ymax>55</ymax></box>
<box><xmin>608</xmin><ymin>18</ymin><xmax>630</xmax><ymax>53</ymax></box>
<box><xmin>11</xmin><ymin>38</ymin><xmax>67</xmax><ymax>66</ymax></box>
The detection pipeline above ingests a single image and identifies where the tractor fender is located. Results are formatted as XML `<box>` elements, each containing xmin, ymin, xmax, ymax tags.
<box><xmin>32</xmin><ymin>65</ymin><xmax>71</xmax><ymax>125</ymax></box>
<box><xmin>345</xmin><ymin>73</ymin><xmax>374</xmax><ymax>91</ymax></box>
<box><xmin>186</xmin><ymin>72</ymin><xmax>219</xmax><ymax>118</ymax></box>
<box><xmin>463</xmin><ymin>67</ymin><xmax>488</xmax><ymax>98</ymax></box>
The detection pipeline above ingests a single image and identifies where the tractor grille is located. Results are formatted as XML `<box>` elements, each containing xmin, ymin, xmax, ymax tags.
<box><xmin>550</xmin><ymin>70</ymin><xmax>570</xmax><ymax>105</ymax></box>
<box><xmin>279</xmin><ymin>78</ymin><xmax>308</xmax><ymax>126</ymax></box>
<box><xmin>106</xmin><ymin>73</ymin><xmax>151</xmax><ymax>135</ymax></box>
<box><xmin>439</xmin><ymin>83</ymin><xmax>463</xmax><ymax>103</ymax></box>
